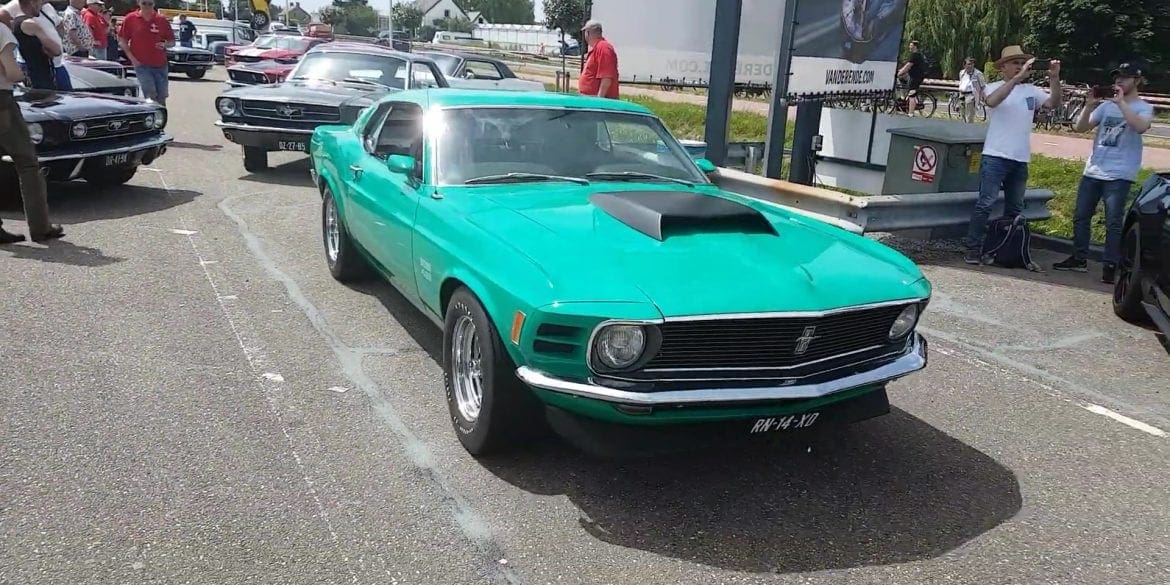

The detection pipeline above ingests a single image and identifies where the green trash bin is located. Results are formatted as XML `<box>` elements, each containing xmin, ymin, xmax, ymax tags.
<box><xmin>881</xmin><ymin>126</ymin><xmax>988</xmax><ymax>195</ymax></box>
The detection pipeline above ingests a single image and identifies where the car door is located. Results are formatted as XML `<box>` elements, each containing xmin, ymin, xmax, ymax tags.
<box><xmin>409</xmin><ymin>62</ymin><xmax>446</xmax><ymax>89</ymax></box>
<box><xmin>1158</xmin><ymin>184</ymin><xmax>1170</xmax><ymax>308</ymax></box>
<box><xmin>343</xmin><ymin>101</ymin><xmax>425</xmax><ymax>293</ymax></box>
<box><xmin>462</xmin><ymin>59</ymin><xmax>505</xmax><ymax>80</ymax></box>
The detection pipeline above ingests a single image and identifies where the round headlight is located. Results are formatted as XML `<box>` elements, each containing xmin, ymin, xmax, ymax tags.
<box><xmin>217</xmin><ymin>97</ymin><xmax>238</xmax><ymax>116</ymax></box>
<box><xmin>123</xmin><ymin>88</ymin><xmax>134</xmax><ymax>96</ymax></box>
<box><xmin>27</xmin><ymin>123</ymin><xmax>43</xmax><ymax>144</ymax></box>
<box><xmin>143</xmin><ymin>114</ymin><xmax>155</xmax><ymax>128</ymax></box>
<box><xmin>154</xmin><ymin>109</ymin><xmax>166</xmax><ymax>128</ymax></box>
<box><xmin>593</xmin><ymin>324</ymin><xmax>647</xmax><ymax>370</ymax></box>
<box><xmin>888</xmin><ymin>304</ymin><xmax>920</xmax><ymax>339</ymax></box>
<box><xmin>71</xmin><ymin>122</ymin><xmax>87</xmax><ymax>138</ymax></box>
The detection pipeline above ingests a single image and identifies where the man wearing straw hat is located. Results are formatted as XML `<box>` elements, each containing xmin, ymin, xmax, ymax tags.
<box><xmin>963</xmin><ymin>45</ymin><xmax>1062</xmax><ymax>265</ymax></box>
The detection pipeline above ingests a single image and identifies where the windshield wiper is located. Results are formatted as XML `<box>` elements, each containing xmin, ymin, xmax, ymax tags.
<box><xmin>585</xmin><ymin>171</ymin><xmax>695</xmax><ymax>187</ymax></box>
<box><xmin>464</xmin><ymin>172</ymin><xmax>590</xmax><ymax>185</ymax></box>
<box><xmin>289</xmin><ymin>76</ymin><xmax>336</xmax><ymax>85</ymax></box>
<box><xmin>342</xmin><ymin>77</ymin><xmax>392</xmax><ymax>89</ymax></box>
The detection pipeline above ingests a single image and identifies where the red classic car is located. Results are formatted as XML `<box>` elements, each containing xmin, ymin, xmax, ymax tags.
<box><xmin>223</xmin><ymin>34</ymin><xmax>329</xmax><ymax>67</ymax></box>
<box><xmin>225</xmin><ymin>59</ymin><xmax>297</xmax><ymax>86</ymax></box>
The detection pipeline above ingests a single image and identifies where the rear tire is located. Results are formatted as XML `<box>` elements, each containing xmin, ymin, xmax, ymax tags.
<box><xmin>443</xmin><ymin>287</ymin><xmax>544</xmax><ymax>456</ymax></box>
<box><xmin>1113</xmin><ymin>224</ymin><xmax>1148</xmax><ymax>323</ymax></box>
<box><xmin>322</xmin><ymin>186</ymin><xmax>372</xmax><ymax>282</ymax></box>
<box><xmin>243</xmin><ymin>147</ymin><xmax>268</xmax><ymax>172</ymax></box>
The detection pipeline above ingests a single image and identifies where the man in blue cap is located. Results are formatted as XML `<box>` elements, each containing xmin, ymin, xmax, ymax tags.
<box><xmin>1053</xmin><ymin>60</ymin><xmax>1154</xmax><ymax>283</ymax></box>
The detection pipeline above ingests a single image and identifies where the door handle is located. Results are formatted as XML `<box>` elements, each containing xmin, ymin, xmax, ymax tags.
<box><xmin>349</xmin><ymin>164</ymin><xmax>363</xmax><ymax>180</ymax></box>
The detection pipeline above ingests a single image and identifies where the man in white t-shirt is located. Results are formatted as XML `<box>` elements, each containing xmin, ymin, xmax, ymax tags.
<box><xmin>0</xmin><ymin>0</ymin><xmax>72</xmax><ymax>90</ymax></box>
<box><xmin>963</xmin><ymin>45</ymin><xmax>1062</xmax><ymax>264</ymax></box>
<box><xmin>957</xmin><ymin>57</ymin><xmax>986</xmax><ymax>123</ymax></box>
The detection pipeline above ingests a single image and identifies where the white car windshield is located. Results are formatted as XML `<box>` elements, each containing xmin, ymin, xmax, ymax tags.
<box><xmin>432</xmin><ymin>107</ymin><xmax>709</xmax><ymax>186</ymax></box>
<box><xmin>290</xmin><ymin>52</ymin><xmax>408</xmax><ymax>89</ymax></box>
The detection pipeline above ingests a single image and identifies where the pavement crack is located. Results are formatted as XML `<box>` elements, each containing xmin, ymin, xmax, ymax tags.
<box><xmin>218</xmin><ymin>193</ymin><xmax>522</xmax><ymax>585</ymax></box>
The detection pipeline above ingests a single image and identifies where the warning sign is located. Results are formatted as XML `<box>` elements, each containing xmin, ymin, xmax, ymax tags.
<box><xmin>911</xmin><ymin>145</ymin><xmax>938</xmax><ymax>183</ymax></box>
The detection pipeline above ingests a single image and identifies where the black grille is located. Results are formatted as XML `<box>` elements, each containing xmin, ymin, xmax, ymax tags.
<box><xmin>235</xmin><ymin>55</ymin><xmax>263</xmax><ymax>63</ymax></box>
<box><xmin>229</xmin><ymin>69</ymin><xmax>270</xmax><ymax>84</ymax></box>
<box><xmin>643</xmin><ymin>304</ymin><xmax>911</xmax><ymax>373</ymax></box>
<box><xmin>72</xmin><ymin>113</ymin><xmax>156</xmax><ymax>141</ymax></box>
<box><xmin>188</xmin><ymin>53</ymin><xmax>213</xmax><ymax>63</ymax></box>
<box><xmin>241</xmin><ymin>100</ymin><xmax>340</xmax><ymax>123</ymax></box>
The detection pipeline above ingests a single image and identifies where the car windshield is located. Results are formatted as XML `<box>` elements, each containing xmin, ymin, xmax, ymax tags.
<box><xmin>252</xmin><ymin>36</ymin><xmax>279</xmax><ymax>49</ymax></box>
<box><xmin>289</xmin><ymin>52</ymin><xmax>408</xmax><ymax>89</ymax></box>
<box><xmin>432</xmin><ymin>107</ymin><xmax>709</xmax><ymax>186</ymax></box>
<box><xmin>420</xmin><ymin>53</ymin><xmax>460</xmax><ymax>75</ymax></box>
<box><xmin>279</xmin><ymin>37</ymin><xmax>316</xmax><ymax>51</ymax></box>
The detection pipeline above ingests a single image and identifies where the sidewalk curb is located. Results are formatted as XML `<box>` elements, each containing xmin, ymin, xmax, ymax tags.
<box><xmin>1032</xmin><ymin>234</ymin><xmax>1105</xmax><ymax>262</ymax></box>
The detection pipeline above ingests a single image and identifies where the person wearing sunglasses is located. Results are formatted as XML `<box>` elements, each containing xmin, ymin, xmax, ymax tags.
<box><xmin>117</xmin><ymin>0</ymin><xmax>173</xmax><ymax>105</ymax></box>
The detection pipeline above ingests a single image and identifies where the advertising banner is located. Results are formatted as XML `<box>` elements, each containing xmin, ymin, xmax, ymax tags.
<box><xmin>588</xmin><ymin>0</ymin><xmax>909</xmax><ymax>95</ymax></box>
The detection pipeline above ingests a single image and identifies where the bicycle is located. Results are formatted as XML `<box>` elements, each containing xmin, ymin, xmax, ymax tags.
<box><xmin>877</xmin><ymin>83</ymin><xmax>937</xmax><ymax>117</ymax></box>
<box><xmin>945</xmin><ymin>90</ymin><xmax>987</xmax><ymax>122</ymax></box>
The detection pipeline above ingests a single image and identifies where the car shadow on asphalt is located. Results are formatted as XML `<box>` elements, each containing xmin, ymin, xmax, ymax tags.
<box><xmin>0</xmin><ymin>238</ymin><xmax>124</xmax><ymax>267</ymax></box>
<box><xmin>479</xmin><ymin>409</ymin><xmax>1022</xmax><ymax>574</ymax></box>
<box><xmin>874</xmin><ymin>233</ymin><xmax>1116</xmax><ymax>296</ymax></box>
<box><xmin>346</xmin><ymin>278</ymin><xmax>443</xmax><ymax>363</ymax></box>
<box><xmin>238</xmin><ymin>160</ymin><xmax>315</xmax><ymax>189</ymax></box>
<box><xmin>169</xmin><ymin>141</ymin><xmax>224</xmax><ymax>152</ymax></box>
<box><xmin>1</xmin><ymin>182</ymin><xmax>200</xmax><ymax>224</ymax></box>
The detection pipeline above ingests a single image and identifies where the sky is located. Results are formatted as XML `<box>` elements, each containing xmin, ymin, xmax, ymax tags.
<box><xmin>282</xmin><ymin>0</ymin><xmax>546</xmax><ymax>21</ymax></box>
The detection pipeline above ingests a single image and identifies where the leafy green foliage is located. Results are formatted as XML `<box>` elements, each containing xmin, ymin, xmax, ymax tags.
<box><xmin>1023</xmin><ymin>0</ymin><xmax>1170</xmax><ymax>89</ymax></box>
<box><xmin>434</xmin><ymin>16</ymin><xmax>475</xmax><ymax>33</ymax></box>
<box><xmin>904</xmin><ymin>0</ymin><xmax>1026</xmax><ymax>78</ymax></box>
<box><xmin>392</xmin><ymin>3</ymin><xmax>424</xmax><ymax>34</ymax></box>
<box><xmin>320</xmin><ymin>0</ymin><xmax>378</xmax><ymax>36</ymax></box>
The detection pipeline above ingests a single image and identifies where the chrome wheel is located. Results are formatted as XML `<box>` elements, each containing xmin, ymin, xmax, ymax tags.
<box><xmin>325</xmin><ymin>197</ymin><xmax>340</xmax><ymax>264</ymax></box>
<box><xmin>451</xmin><ymin>314</ymin><xmax>484</xmax><ymax>422</ymax></box>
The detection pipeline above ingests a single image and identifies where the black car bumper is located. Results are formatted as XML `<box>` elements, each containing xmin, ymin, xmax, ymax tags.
<box><xmin>168</xmin><ymin>61</ymin><xmax>213</xmax><ymax>74</ymax></box>
<box><xmin>2</xmin><ymin>133</ymin><xmax>173</xmax><ymax>181</ymax></box>
<box><xmin>216</xmin><ymin>120</ymin><xmax>315</xmax><ymax>152</ymax></box>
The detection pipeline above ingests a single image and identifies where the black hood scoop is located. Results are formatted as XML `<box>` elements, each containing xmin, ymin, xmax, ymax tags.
<box><xmin>589</xmin><ymin>190</ymin><xmax>777</xmax><ymax>241</ymax></box>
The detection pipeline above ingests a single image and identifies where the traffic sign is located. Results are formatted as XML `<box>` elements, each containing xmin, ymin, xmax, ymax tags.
<box><xmin>912</xmin><ymin>144</ymin><xmax>938</xmax><ymax>183</ymax></box>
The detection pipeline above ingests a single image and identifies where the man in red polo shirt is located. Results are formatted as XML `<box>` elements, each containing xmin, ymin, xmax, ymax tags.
<box><xmin>117</xmin><ymin>0</ymin><xmax>173</xmax><ymax>105</ymax></box>
<box><xmin>578</xmin><ymin>20</ymin><xmax>619</xmax><ymax>99</ymax></box>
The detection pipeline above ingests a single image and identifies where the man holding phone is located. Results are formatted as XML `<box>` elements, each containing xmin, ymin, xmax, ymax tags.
<box><xmin>117</xmin><ymin>0</ymin><xmax>173</xmax><ymax>105</ymax></box>
<box><xmin>963</xmin><ymin>45</ymin><xmax>1062</xmax><ymax>264</ymax></box>
<box><xmin>1053</xmin><ymin>61</ymin><xmax>1154</xmax><ymax>282</ymax></box>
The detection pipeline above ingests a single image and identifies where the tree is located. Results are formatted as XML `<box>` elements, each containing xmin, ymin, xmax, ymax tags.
<box><xmin>456</xmin><ymin>0</ymin><xmax>536</xmax><ymax>24</ymax></box>
<box><xmin>1023</xmin><ymin>0</ymin><xmax>1170</xmax><ymax>89</ymax></box>
<box><xmin>542</xmin><ymin>0</ymin><xmax>587</xmax><ymax>47</ymax></box>
<box><xmin>434</xmin><ymin>16</ymin><xmax>475</xmax><ymax>33</ymax></box>
<box><xmin>320</xmin><ymin>0</ymin><xmax>378</xmax><ymax>36</ymax></box>
<box><xmin>392</xmin><ymin>3</ymin><xmax>424</xmax><ymax>34</ymax></box>
<box><xmin>904</xmin><ymin>0</ymin><xmax>1026</xmax><ymax>79</ymax></box>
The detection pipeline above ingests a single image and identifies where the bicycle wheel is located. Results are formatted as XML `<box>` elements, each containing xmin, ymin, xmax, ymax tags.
<box><xmin>946</xmin><ymin>92</ymin><xmax>961</xmax><ymax>119</ymax></box>
<box><xmin>919</xmin><ymin>93</ymin><xmax>937</xmax><ymax>117</ymax></box>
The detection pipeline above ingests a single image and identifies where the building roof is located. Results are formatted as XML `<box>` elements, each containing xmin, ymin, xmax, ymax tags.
<box><xmin>415</xmin><ymin>0</ymin><xmax>467</xmax><ymax>18</ymax></box>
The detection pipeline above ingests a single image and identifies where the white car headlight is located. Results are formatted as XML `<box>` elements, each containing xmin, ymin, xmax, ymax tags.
<box><xmin>888</xmin><ymin>304</ymin><xmax>920</xmax><ymax>339</ymax></box>
<box><xmin>143</xmin><ymin>114</ymin><xmax>155</xmax><ymax>129</ymax></box>
<box><xmin>217</xmin><ymin>97</ymin><xmax>238</xmax><ymax>116</ymax></box>
<box><xmin>593</xmin><ymin>324</ymin><xmax>647</xmax><ymax>370</ymax></box>
<box><xmin>71</xmin><ymin>122</ymin><xmax>87</xmax><ymax>138</ymax></box>
<box><xmin>27</xmin><ymin>123</ymin><xmax>43</xmax><ymax>144</ymax></box>
<box><xmin>154</xmin><ymin>109</ymin><xmax>166</xmax><ymax>128</ymax></box>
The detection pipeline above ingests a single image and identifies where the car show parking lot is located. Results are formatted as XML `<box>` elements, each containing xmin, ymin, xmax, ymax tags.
<box><xmin>2</xmin><ymin>69</ymin><xmax>1169</xmax><ymax>584</ymax></box>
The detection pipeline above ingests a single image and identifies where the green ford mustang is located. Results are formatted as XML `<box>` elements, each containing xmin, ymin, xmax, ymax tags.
<box><xmin>308</xmin><ymin>88</ymin><xmax>931</xmax><ymax>457</ymax></box>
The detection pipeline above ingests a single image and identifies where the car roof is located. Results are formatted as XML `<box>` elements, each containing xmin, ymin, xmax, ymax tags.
<box><xmin>416</xmin><ymin>50</ymin><xmax>502</xmax><ymax>64</ymax></box>
<box><xmin>392</xmin><ymin>88</ymin><xmax>655</xmax><ymax>115</ymax></box>
<box><xmin>306</xmin><ymin>42</ymin><xmax>432</xmax><ymax>63</ymax></box>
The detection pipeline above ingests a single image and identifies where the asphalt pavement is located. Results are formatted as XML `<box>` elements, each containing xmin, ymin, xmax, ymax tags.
<box><xmin>1</xmin><ymin>69</ymin><xmax>1168</xmax><ymax>585</ymax></box>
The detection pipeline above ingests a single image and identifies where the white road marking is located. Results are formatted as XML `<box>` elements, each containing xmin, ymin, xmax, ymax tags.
<box><xmin>1082</xmin><ymin>404</ymin><xmax>1167</xmax><ymax>437</ymax></box>
<box><xmin>263</xmin><ymin>372</ymin><xmax>285</xmax><ymax>383</ymax></box>
<box><xmin>169</xmin><ymin>228</ymin><xmax>198</xmax><ymax>235</ymax></box>
<box><xmin>928</xmin><ymin>334</ymin><xmax>1167</xmax><ymax>438</ymax></box>
<box><xmin>329</xmin><ymin>386</ymin><xmax>348</xmax><ymax>393</ymax></box>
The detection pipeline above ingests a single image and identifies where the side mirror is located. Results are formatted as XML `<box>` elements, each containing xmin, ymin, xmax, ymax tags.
<box><xmin>695</xmin><ymin>158</ymin><xmax>717</xmax><ymax>174</ymax></box>
<box><xmin>387</xmin><ymin>154</ymin><xmax>416</xmax><ymax>174</ymax></box>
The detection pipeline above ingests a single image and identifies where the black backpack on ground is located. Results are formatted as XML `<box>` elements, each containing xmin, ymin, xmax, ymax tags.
<box><xmin>981</xmin><ymin>215</ymin><xmax>1042</xmax><ymax>271</ymax></box>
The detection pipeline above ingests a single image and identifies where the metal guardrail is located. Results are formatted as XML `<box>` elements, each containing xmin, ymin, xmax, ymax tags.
<box><xmin>709</xmin><ymin>167</ymin><xmax>1055</xmax><ymax>233</ymax></box>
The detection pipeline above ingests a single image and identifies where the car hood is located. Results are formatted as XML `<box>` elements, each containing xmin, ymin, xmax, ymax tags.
<box><xmin>16</xmin><ymin>88</ymin><xmax>160</xmax><ymax>122</ymax></box>
<box><xmin>220</xmin><ymin>79</ymin><xmax>392</xmax><ymax>106</ymax></box>
<box><xmin>169</xmin><ymin>46</ymin><xmax>214</xmax><ymax>55</ymax></box>
<box><xmin>234</xmin><ymin>47</ymin><xmax>300</xmax><ymax>60</ymax></box>
<box><xmin>460</xmin><ymin>184</ymin><xmax>927</xmax><ymax>316</ymax></box>
<box><xmin>63</xmin><ymin>63</ymin><xmax>133</xmax><ymax>89</ymax></box>
<box><xmin>230</xmin><ymin>59</ymin><xmax>296</xmax><ymax>73</ymax></box>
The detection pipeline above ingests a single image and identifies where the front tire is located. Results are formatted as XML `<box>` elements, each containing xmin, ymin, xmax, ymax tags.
<box><xmin>322</xmin><ymin>186</ymin><xmax>371</xmax><ymax>282</ymax></box>
<box><xmin>243</xmin><ymin>146</ymin><xmax>268</xmax><ymax>172</ymax></box>
<box><xmin>1113</xmin><ymin>224</ymin><xmax>1148</xmax><ymax>323</ymax></box>
<box><xmin>443</xmin><ymin>288</ymin><xmax>542</xmax><ymax>456</ymax></box>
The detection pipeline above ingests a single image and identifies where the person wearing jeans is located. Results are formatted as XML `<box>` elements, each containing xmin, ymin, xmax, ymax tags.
<box><xmin>963</xmin><ymin>45</ymin><xmax>1062</xmax><ymax>264</ymax></box>
<box><xmin>1053</xmin><ymin>61</ymin><xmax>1154</xmax><ymax>283</ymax></box>
<box><xmin>117</xmin><ymin>0</ymin><xmax>173</xmax><ymax>105</ymax></box>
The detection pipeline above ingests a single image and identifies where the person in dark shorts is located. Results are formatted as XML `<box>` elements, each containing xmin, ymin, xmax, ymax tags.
<box><xmin>897</xmin><ymin>40</ymin><xmax>927</xmax><ymax>116</ymax></box>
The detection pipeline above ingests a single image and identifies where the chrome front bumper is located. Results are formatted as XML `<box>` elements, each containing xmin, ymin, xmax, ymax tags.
<box><xmin>1</xmin><ymin>133</ymin><xmax>173</xmax><ymax>164</ymax></box>
<box><xmin>516</xmin><ymin>333</ymin><xmax>928</xmax><ymax>406</ymax></box>
<box><xmin>214</xmin><ymin>120</ymin><xmax>315</xmax><ymax>134</ymax></box>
